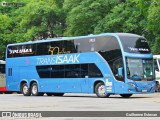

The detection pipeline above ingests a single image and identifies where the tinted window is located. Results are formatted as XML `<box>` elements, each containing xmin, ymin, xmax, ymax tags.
<box><xmin>88</xmin><ymin>64</ymin><xmax>103</xmax><ymax>78</ymax></box>
<box><xmin>113</xmin><ymin>58</ymin><xmax>124</xmax><ymax>81</ymax></box>
<box><xmin>65</xmin><ymin>64</ymin><xmax>81</xmax><ymax>78</ymax></box>
<box><xmin>36</xmin><ymin>42</ymin><xmax>50</xmax><ymax>55</ymax></box>
<box><xmin>12</xmin><ymin>45</ymin><xmax>23</xmax><ymax>57</ymax></box>
<box><xmin>51</xmin><ymin>65</ymin><xmax>65</xmax><ymax>78</ymax></box>
<box><xmin>36</xmin><ymin>64</ymin><xmax>103</xmax><ymax>78</ymax></box>
<box><xmin>48</xmin><ymin>41</ymin><xmax>62</xmax><ymax>55</ymax></box>
<box><xmin>63</xmin><ymin>40</ymin><xmax>77</xmax><ymax>54</ymax></box>
<box><xmin>36</xmin><ymin>66</ymin><xmax>51</xmax><ymax>78</ymax></box>
<box><xmin>97</xmin><ymin>36</ymin><xmax>124</xmax><ymax>81</ymax></box>
<box><xmin>120</xmin><ymin>37</ymin><xmax>151</xmax><ymax>54</ymax></box>
<box><xmin>7</xmin><ymin>44</ymin><xmax>36</xmax><ymax>58</ymax></box>
<box><xmin>81</xmin><ymin>64</ymin><xmax>88</xmax><ymax>78</ymax></box>
<box><xmin>7</xmin><ymin>46</ymin><xmax>13</xmax><ymax>58</ymax></box>
<box><xmin>74</xmin><ymin>38</ymin><xmax>92</xmax><ymax>52</ymax></box>
<box><xmin>0</xmin><ymin>64</ymin><xmax>5</xmax><ymax>73</ymax></box>
<box><xmin>7</xmin><ymin>36</ymin><xmax>122</xmax><ymax>58</ymax></box>
<box><xmin>22</xmin><ymin>44</ymin><xmax>36</xmax><ymax>56</ymax></box>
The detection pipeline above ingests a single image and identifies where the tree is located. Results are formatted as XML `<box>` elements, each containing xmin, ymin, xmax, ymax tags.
<box><xmin>147</xmin><ymin>0</ymin><xmax>160</xmax><ymax>54</ymax></box>
<box><xmin>17</xmin><ymin>0</ymin><xmax>65</xmax><ymax>40</ymax></box>
<box><xmin>94</xmin><ymin>0</ymin><xmax>146</xmax><ymax>35</ymax></box>
<box><xmin>64</xmin><ymin>0</ymin><xmax>119</xmax><ymax>36</ymax></box>
<box><xmin>0</xmin><ymin>0</ymin><xmax>66</xmax><ymax>59</ymax></box>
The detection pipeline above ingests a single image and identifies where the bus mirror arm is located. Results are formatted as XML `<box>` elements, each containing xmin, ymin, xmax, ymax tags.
<box><xmin>118</xmin><ymin>67</ymin><xmax>123</xmax><ymax>76</ymax></box>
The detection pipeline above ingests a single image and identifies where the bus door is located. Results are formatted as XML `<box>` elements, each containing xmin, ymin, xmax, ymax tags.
<box><xmin>60</xmin><ymin>64</ymin><xmax>89</xmax><ymax>93</ymax></box>
<box><xmin>112</xmin><ymin>58</ymin><xmax>125</xmax><ymax>93</ymax></box>
<box><xmin>7</xmin><ymin>67</ymin><xmax>19</xmax><ymax>91</ymax></box>
<box><xmin>60</xmin><ymin>64</ymin><xmax>82</xmax><ymax>93</ymax></box>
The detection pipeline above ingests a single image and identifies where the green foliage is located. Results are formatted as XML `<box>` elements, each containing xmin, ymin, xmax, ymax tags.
<box><xmin>94</xmin><ymin>1</ymin><xmax>145</xmax><ymax>34</ymax></box>
<box><xmin>147</xmin><ymin>0</ymin><xmax>160</xmax><ymax>54</ymax></box>
<box><xmin>65</xmin><ymin>0</ymin><xmax>119</xmax><ymax>36</ymax></box>
<box><xmin>0</xmin><ymin>0</ymin><xmax>65</xmax><ymax>59</ymax></box>
<box><xmin>17</xmin><ymin>0</ymin><xmax>65</xmax><ymax>40</ymax></box>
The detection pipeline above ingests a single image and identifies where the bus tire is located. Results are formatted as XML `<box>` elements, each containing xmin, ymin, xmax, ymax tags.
<box><xmin>22</xmin><ymin>83</ymin><xmax>31</xmax><ymax>96</ymax></box>
<box><xmin>120</xmin><ymin>94</ymin><xmax>132</xmax><ymax>98</ymax></box>
<box><xmin>52</xmin><ymin>93</ymin><xmax>64</xmax><ymax>96</ymax></box>
<box><xmin>95</xmin><ymin>82</ymin><xmax>110</xmax><ymax>98</ymax></box>
<box><xmin>31</xmin><ymin>82</ymin><xmax>44</xmax><ymax>96</ymax></box>
<box><xmin>155</xmin><ymin>82</ymin><xmax>160</xmax><ymax>92</ymax></box>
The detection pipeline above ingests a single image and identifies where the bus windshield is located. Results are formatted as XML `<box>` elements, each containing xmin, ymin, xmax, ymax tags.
<box><xmin>120</xmin><ymin>37</ymin><xmax>151</xmax><ymax>54</ymax></box>
<box><xmin>126</xmin><ymin>58</ymin><xmax>154</xmax><ymax>81</ymax></box>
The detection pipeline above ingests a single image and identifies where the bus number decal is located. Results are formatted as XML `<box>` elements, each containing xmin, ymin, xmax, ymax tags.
<box><xmin>105</xmin><ymin>79</ymin><xmax>112</xmax><ymax>91</ymax></box>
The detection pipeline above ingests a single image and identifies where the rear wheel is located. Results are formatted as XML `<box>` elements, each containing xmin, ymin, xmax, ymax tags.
<box><xmin>95</xmin><ymin>82</ymin><xmax>110</xmax><ymax>98</ymax></box>
<box><xmin>31</xmin><ymin>82</ymin><xmax>44</xmax><ymax>96</ymax></box>
<box><xmin>120</xmin><ymin>94</ymin><xmax>133</xmax><ymax>98</ymax></box>
<box><xmin>22</xmin><ymin>83</ymin><xmax>31</xmax><ymax>96</ymax></box>
<box><xmin>52</xmin><ymin>93</ymin><xmax>64</xmax><ymax>96</ymax></box>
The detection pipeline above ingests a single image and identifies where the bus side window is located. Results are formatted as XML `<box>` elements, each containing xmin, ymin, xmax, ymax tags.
<box><xmin>113</xmin><ymin>58</ymin><xmax>124</xmax><ymax>81</ymax></box>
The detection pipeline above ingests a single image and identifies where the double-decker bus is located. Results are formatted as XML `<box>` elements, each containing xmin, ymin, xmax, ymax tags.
<box><xmin>6</xmin><ymin>33</ymin><xmax>156</xmax><ymax>98</ymax></box>
<box><xmin>0</xmin><ymin>60</ymin><xmax>7</xmax><ymax>93</ymax></box>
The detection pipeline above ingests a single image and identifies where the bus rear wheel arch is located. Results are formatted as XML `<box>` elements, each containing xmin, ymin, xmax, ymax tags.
<box><xmin>31</xmin><ymin>82</ymin><xmax>44</xmax><ymax>96</ymax></box>
<box><xmin>21</xmin><ymin>82</ymin><xmax>31</xmax><ymax>96</ymax></box>
<box><xmin>94</xmin><ymin>82</ymin><xmax>110</xmax><ymax>98</ymax></box>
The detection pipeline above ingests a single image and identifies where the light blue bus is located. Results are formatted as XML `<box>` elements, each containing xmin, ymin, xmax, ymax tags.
<box><xmin>6</xmin><ymin>33</ymin><xmax>156</xmax><ymax>98</ymax></box>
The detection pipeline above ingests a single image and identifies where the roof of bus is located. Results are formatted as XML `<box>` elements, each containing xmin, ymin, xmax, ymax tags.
<box><xmin>7</xmin><ymin>33</ymin><xmax>143</xmax><ymax>46</ymax></box>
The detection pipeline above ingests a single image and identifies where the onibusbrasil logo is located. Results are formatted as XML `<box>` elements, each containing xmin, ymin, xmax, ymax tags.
<box><xmin>1</xmin><ymin>1</ymin><xmax>24</xmax><ymax>7</ymax></box>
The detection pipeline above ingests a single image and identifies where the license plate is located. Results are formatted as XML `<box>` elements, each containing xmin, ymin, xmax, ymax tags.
<box><xmin>142</xmin><ymin>89</ymin><xmax>147</xmax><ymax>92</ymax></box>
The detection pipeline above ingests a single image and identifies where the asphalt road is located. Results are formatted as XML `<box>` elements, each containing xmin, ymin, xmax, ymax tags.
<box><xmin>0</xmin><ymin>93</ymin><xmax>160</xmax><ymax>120</ymax></box>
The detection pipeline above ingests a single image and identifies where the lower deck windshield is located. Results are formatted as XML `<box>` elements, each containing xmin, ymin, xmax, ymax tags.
<box><xmin>126</xmin><ymin>58</ymin><xmax>154</xmax><ymax>81</ymax></box>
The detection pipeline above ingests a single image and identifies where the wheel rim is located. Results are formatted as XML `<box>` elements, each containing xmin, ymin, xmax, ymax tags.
<box><xmin>32</xmin><ymin>85</ymin><xmax>37</xmax><ymax>95</ymax></box>
<box><xmin>23</xmin><ymin>85</ymin><xmax>29</xmax><ymax>94</ymax></box>
<box><xmin>98</xmin><ymin>85</ymin><xmax>106</xmax><ymax>96</ymax></box>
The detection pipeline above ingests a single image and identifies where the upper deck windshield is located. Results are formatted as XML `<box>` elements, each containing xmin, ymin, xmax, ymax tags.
<box><xmin>126</xmin><ymin>58</ymin><xmax>154</xmax><ymax>81</ymax></box>
<box><xmin>119</xmin><ymin>36</ymin><xmax>151</xmax><ymax>54</ymax></box>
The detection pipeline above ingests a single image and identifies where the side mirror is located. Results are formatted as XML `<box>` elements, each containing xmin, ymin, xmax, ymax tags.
<box><xmin>118</xmin><ymin>67</ymin><xmax>123</xmax><ymax>76</ymax></box>
<box><xmin>155</xmin><ymin>69</ymin><xmax>159</xmax><ymax>72</ymax></box>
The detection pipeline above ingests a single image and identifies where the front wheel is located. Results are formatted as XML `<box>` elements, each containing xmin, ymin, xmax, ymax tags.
<box><xmin>22</xmin><ymin>83</ymin><xmax>31</xmax><ymax>96</ymax></box>
<box><xmin>95</xmin><ymin>82</ymin><xmax>110</xmax><ymax>98</ymax></box>
<box><xmin>120</xmin><ymin>94</ymin><xmax>133</xmax><ymax>98</ymax></box>
<box><xmin>31</xmin><ymin>82</ymin><xmax>44</xmax><ymax>96</ymax></box>
<box><xmin>155</xmin><ymin>82</ymin><xmax>160</xmax><ymax>92</ymax></box>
